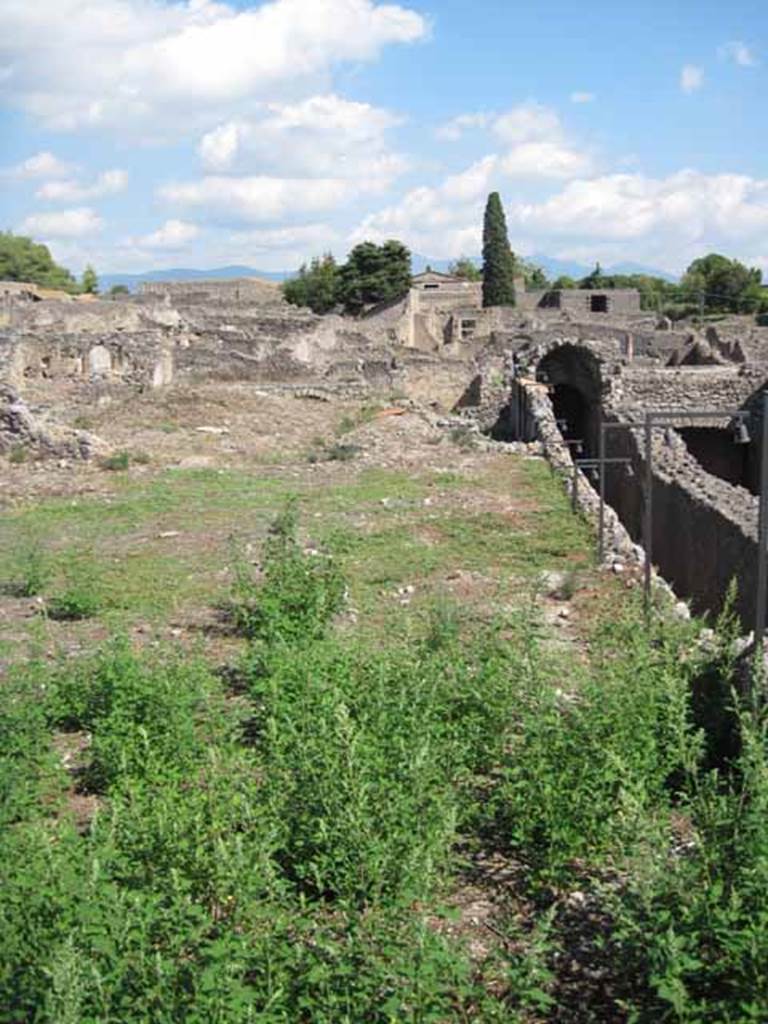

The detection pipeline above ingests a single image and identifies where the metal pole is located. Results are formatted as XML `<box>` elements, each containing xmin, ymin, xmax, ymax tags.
<box><xmin>755</xmin><ymin>392</ymin><xmax>768</xmax><ymax>659</ymax></box>
<box><xmin>598</xmin><ymin>414</ymin><xmax>606</xmax><ymax>563</ymax></box>
<box><xmin>572</xmin><ymin>461</ymin><xmax>579</xmax><ymax>513</ymax></box>
<box><xmin>644</xmin><ymin>414</ymin><xmax>653</xmax><ymax>625</ymax></box>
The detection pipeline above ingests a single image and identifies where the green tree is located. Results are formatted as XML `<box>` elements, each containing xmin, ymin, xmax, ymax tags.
<box><xmin>336</xmin><ymin>240</ymin><xmax>412</xmax><ymax>314</ymax></box>
<box><xmin>0</xmin><ymin>231</ymin><xmax>78</xmax><ymax>292</ymax></box>
<box><xmin>578</xmin><ymin>262</ymin><xmax>606</xmax><ymax>290</ymax></box>
<box><xmin>552</xmin><ymin>275</ymin><xmax>577</xmax><ymax>289</ymax></box>
<box><xmin>481</xmin><ymin>192</ymin><xmax>516</xmax><ymax>307</ymax></box>
<box><xmin>681</xmin><ymin>253</ymin><xmax>763</xmax><ymax>314</ymax></box>
<box><xmin>521</xmin><ymin>261</ymin><xmax>550</xmax><ymax>290</ymax></box>
<box><xmin>283</xmin><ymin>254</ymin><xmax>340</xmax><ymax>314</ymax></box>
<box><xmin>81</xmin><ymin>265</ymin><xmax>99</xmax><ymax>295</ymax></box>
<box><xmin>448</xmin><ymin>257</ymin><xmax>481</xmax><ymax>282</ymax></box>
<box><xmin>108</xmin><ymin>285</ymin><xmax>130</xmax><ymax>299</ymax></box>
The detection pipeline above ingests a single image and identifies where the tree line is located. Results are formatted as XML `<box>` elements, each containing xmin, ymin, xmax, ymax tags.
<box><xmin>0</xmin><ymin>232</ymin><xmax>104</xmax><ymax>296</ymax></box>
<box><xmin>284</xmin><ymin>192</ymin><xmax>767</xmax><ymax>321</ymax></box>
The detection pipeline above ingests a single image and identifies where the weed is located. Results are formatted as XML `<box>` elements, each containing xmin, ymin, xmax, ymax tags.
<box><xmin>449</xmin><ymin>424</ymin><xmax>478</xmax><ymax>449</ymax></box>
<box><xmin>335</xmin><ymin>403</ymin><xmax>382</xmax><ymax>436</ymax></box>
<box><xmin>46</xmin><ymin>556</ymin><xmax>103</xmax><ymax>621</ymax></box>
<box><xmin>72</xmin><ymin>415</ymin><xmax>93</xmax><ymax>431</ymax></box>
<box><xmin>3</xmin><ymin>532</ymin><xmax>50</xmax><ymax>597</ymax></box>
<box><xmin>229</xmin><ymin>502</ymin><xmax>345</xmax><ymax>649</ymax></box>
<box><xmin>100</xmin><ymin>450</ymin><xmax>130</xmax><ymax>471</ymax></box>
<box><xmin>308</xmin><ymin>441</ymin><xmax>361</xmax><ymax>463</ymax></box>
<box><xmin>8</xmin><ymin>443</ymin><xmax>28</xmax><ymax>465</ymax></box>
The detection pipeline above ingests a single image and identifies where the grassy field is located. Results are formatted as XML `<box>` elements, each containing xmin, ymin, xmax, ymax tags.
<box><xmin>1</xmin><ymin>432</ymin><xmax>768</xmax><ymax>1022</ymax></box>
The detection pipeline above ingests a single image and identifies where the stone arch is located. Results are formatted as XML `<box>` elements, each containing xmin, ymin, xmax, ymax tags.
<box><xmin>536</xmin><ymin>343</ymin><xmax>605</xmax><ymax>455</ymax></box>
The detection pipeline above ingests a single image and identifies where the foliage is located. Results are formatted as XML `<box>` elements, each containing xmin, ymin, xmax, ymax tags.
<box><xmin>108</xmin><ymin>284</ymin><xmax>129</xmax><ymax>298</ymax></box>
<box><xmin>229</xmin><ymin>501</ymin><xmax>346</xmax><ymax>648</ymax></box>
<box><xmin>447</xmin><ymin>257</ymin><xmax>482</xmax><ymax>281</ymax></box>
<box><xmin>5</xmin><ymin>498</ymin><xmax>768</xmax><ymax>1020</ymax></box>
<box><xmin>100</xmin><ymin>450</ymin><xmax>130</xmax><ymax>471</ymax></box>
<box><xmin>481</xmin><ymin>192</ymin><xmax>516</xmax><ymax>307</ymax></box>
<box><xmin>284</xmin><ymin>241</ymin><xmax>412</xmax><ymax>315</ymax></box>
<box><xmin>282</xmin><ymin>253</ymin><xmax>339</xmax><ymax>313</ymax></box>
<box><xmin>8</xmin><ymin>444</ymin><xmax>28</xmax><ymax>465</ymax></box>
<box><xmin>0</xmin><ymin>231</ymin><xmax>78</xmax><ymax>292</ymax></box>
<box><xmin>336</xmin><ymin>239</ymin><xmax>412</xmax><ymax>314</ymax></box>
<box><xmin>3</xmin><ymin>532</ymin><xmax>50</xmax><ymax>597</ymax></box>
<box><xmin>552</xmin><ymin>274</ymin><xmax>577</xmax><ymax>289</ymax></box>
<box><xmin>80</xmin><ymin>265</ymin><xmax>99</xmax><ymax>295</ymax></box>
<box><xmin>520</xmin><ymin>260</ymin><xmax>550</xmax><ymax>290</ymax></box>
<box><xmin>681</xmin><ymin>252</ymin><xmax>764</xmax><ymax>314</ymax></box>
<box><xmin>46</xmin><ymin>556</ymin><xmax>103</xmax><ymax>621</ymax></box>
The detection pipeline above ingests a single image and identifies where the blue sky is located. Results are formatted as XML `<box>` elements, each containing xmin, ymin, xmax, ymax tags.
<box><xmin>1</xmin><ymin>0</ymin><xmax>766</xmax><ymax>278</ymax></box>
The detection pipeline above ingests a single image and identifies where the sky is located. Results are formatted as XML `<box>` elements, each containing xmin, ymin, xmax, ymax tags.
<box><xmin>0</xmin><ymin>0</ymin><xmax>766</xmax><ymax>278</ymax></box>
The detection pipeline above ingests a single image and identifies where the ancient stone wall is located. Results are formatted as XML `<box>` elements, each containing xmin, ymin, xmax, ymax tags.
<box><xmin>138</xmin><ymin>278</ymin><xmax>283</xmax><ymax>307</ymax></box>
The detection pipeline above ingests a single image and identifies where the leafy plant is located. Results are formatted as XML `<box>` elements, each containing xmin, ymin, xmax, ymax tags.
<box><xmin>100</xmin><ymin>451</ymin><xmax>130</xmax><ymax>471</ymax></box>
<box><xmin>46</xmin><ymin>556</ymin><xmax>103</xmax><ymax>621</ymax></box>
<box><xmin>8</xmin><ymin>444</ymin><xmax>28</xmax><ymax>465</ymax></box>
<box><xmin>229</xmin><ymin>502</ymin><xmax>345</xmax><ymax>648</ymax></box>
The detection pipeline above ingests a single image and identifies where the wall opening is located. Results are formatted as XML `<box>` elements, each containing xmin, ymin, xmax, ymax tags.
<box><xmin>590</xmin><ymin>294</ymin><xmax>609</xmax><ymax>313</ymax></box>
<box><xmin>551</xmin><ymin>383</ymin><xmax>589</xmax><ymax>445</ymax></box>
<box><xmin>460</xmin><ymin>318</ymin><xmax>477</xmax><ymax>340</ymax></box>
<box><xmin>678</xmin><ymin>427</ymin><xmax>755</xmax><ymax>495</ymax></box>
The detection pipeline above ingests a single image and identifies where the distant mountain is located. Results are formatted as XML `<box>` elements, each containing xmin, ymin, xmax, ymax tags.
<box><xmin>99</xmin><ymin>265</ymin><xmax>289</xmax><ymax>292</ymax></box>
<box><xmin>99</xmin><ymin>255</ymin><xmax>678</xmax><ymax>294</ymax></box>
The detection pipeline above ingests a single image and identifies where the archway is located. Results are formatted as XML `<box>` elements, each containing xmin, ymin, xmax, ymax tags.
<box><xmin>536</xmin><ymin>343</ymin><xmax>604</xmax><ymax>457</ymax></box>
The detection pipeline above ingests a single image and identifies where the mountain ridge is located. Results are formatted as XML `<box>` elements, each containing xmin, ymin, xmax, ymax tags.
<box><xmin>100</xmin><ymin>255</ymin><xmax>678</xmax><ymax>292</ymax></box>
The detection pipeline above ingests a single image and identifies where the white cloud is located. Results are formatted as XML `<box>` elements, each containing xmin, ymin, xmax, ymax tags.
<box><xmin>570</xmin><ymin>91</ymin><xmax>595</xmax><ymax>104</ymax></box>
<box><xmin>197</xmin><ymin>94</ymin><xmax>406</xmax><ymax>182</ymax></box>
<box><xmin>353</xmin><ymin>163</ymin><xmax>768</xmax><ymax>275</ymax></box>
<box><xmin>350</xmin><ymin>156</ymin><xmax>498</xmax><ymax>257</ymax></box>
<box><xmin>681</xmin><ymin>65</ymin><xmax>704</xmax><ymax>94</ymax></box>
<box><xmin>36</xmin><ymin>169</ymin><xmax>128</xmax><ymax>201</ymax></box>
<box><xmin>18</xmin><ymin>207</ymin><xmax>104</xmax><ymax>238</ymax></box>
<box><xmin>719</xmin><ymin>41</ymin><xmax>757</xmax><ymax>67</ymax></box>
<box><xmin>230</xmin><ymin>223</ymin><xmax>339</xmax><ymax>251</ymax></box>
<box><xmin>0</xmin><ymin>0</ymin><xmax>428</xmax><ymax>132</ymax></box>
<box><xmin>435</xmin><ymin>112</ymin><xmax>490</xmax><ymax>142</ymax></box>
<box><xmin>492</xmin><ymin>103</ymin><xmax>561</xmax><ymax>145</ymax></box>
<box><xmin>508</xmin><ymin>170</ymin><xmax>768</xmax><ymax>272</ymax></box>
<box><xmin>501</xmin><ymin>141</ymin><xmax>592</xmax><ymax>180</ymax></box>
<box><xmin>135</xmin><ymin>219</ymin><xmax>200</xmax><ymax>250</ymax></box>
<box><xmin>198</xmin><ymin>122</ymin><xmax>242</xmax><ymax>172</ymax></box>
<box><xmin>160</xmin><ymin>175</ymin><xmax>358</xmax><ymax>223</ymax></box>
<box><xmin>3</xmin><ymin>151</ymin><xmax>73</xmax><ymax>179</ymax></box>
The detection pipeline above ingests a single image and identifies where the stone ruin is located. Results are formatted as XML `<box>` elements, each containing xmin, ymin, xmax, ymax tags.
<box><xmin>2</xmin><ymin>273</ymin><xmax>768</xmax><ymax>632</ymax></box>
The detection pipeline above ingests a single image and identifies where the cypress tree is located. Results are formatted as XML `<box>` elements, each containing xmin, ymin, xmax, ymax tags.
<box><xmin>481</xmin><ymin>192</ymin><xmax>516</xmax><ymax>307</ymax></box>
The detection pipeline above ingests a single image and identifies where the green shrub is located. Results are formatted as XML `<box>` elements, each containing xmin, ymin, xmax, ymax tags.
<box><xmin>4</xmin><ymin>534</ymin><xmax>50</xmax><ymax>597</ymax></box>
<box><xmin>46</xmin><ymin>555</ymin><xmax>103</xmax><ymax>621</ymax></box>
<box><xmin>230</xmin><ymin>502</ymin><xmax>345</xmax><ymax>648</ymax></box>
<box><xmin>100</xmin><ymin>451</ymin><xmax>130</xmax><ymax>471</ymax></box>
<box><xmin>307</xmin><ymin>441</ymin><xmax>361</xmax><ymax>463</ymax></box>
<box><xmin>8</xmin><ymin>444</ymin><xmax>28</xmax><ymax>465</ymax></box>
<box><xmin>47</xmin><ymin>639</ymin><xmax>210</xmax><ymax>790</ymax></box>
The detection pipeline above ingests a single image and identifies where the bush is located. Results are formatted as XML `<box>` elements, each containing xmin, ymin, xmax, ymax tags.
<box><xmin>229</xmin><ymin>502</ymin><xmax>345</xmax><ymax>648</ymax></box>
<box><xmin>8</xmin><ymin>444</ymin><xmax>28</xmax><ymax>465</ymax></box>
<box><xmin>46</xmin><ymin>557</ymin><xmax>103</xmax><ymax>621</ymax></box>
<box><xmin>3</xmin><ymin>533</ymin><xmax>50</xmax><ymax>597</ymax></box>
<box><xmin>100</xmin><ymin>451</ymin><xmax>130</xmax><ymax>472</ymax></box>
